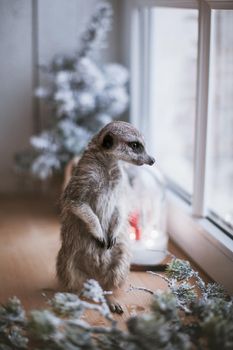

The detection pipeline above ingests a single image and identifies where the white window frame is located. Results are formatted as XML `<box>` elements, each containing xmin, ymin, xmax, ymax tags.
<box><xmin>129</xmin><ymin>0</ymin><xmax>233</xmax><ymax>293</ymax></box>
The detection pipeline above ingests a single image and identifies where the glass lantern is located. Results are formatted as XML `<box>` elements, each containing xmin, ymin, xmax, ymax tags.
<box><xmin>125</xmin><ymin>165</ymin><xmax>168</xmax><ymax>265</ymax></box>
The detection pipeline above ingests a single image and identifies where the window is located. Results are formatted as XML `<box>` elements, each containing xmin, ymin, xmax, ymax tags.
<box><xmin>130</xmin><ymin>0</ymin><xmax>233</xmax><ymax>238</ymax></box>
<box><xmin>149</xmin><ymin>8</ymin><xmax>198</xmax><ymax>194</ymax></box>
<box><xmin>207</xmin><ymin>9</ymin><xmax>233</xmax><ymax>234</ymax></box>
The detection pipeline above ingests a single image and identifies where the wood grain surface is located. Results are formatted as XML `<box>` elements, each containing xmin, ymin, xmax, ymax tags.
<box><xmin>0</xmin><ymin>195</ymin><xmax>210</xmax><ymax>328</ymax></box>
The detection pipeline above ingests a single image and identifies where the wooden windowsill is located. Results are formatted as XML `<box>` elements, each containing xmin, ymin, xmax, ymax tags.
<box><xmin>0</xmin><ymin>195</ymin><xmax>210</xmax><ymax>328</ymax></box>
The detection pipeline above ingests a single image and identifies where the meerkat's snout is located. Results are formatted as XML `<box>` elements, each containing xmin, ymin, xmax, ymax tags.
<box><xmin>133</xmin><ymin>151</ymin><xmax>155</xmax><ymax>166</ymax></box>
<box><xmin>147</xmin><ymin>156</ymin><xmax>155</xmax><ymax>166</ymax></box>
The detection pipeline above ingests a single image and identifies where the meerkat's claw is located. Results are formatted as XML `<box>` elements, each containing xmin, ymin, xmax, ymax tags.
<box><xmin>106</xmin><ymin>295</ymin><xmax>124</xmax><ymax>314</ymax></box>
<box><xmin>107</xmin><ymin>237</ymin><xmax>117</xmax><ymax>249</ymax></box>
<box><xmin>109</xmin><ymin>302</ymin><xmax>124</xmax><ymax>314</ymax></box>
<box><xmin>95</xmin><ymin>237</ymin><xmax>106</xmax><ymax>249</ymax></box>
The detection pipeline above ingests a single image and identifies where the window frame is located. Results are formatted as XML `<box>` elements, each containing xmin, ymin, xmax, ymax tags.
<box><xmin>129</xmin><ymin>0</ymin><xmax>233</xmax><ymax>293</ymax></box>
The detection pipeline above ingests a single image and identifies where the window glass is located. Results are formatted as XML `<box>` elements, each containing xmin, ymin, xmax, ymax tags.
<box><xmin>149</xmin><ymin>8</ymin><xmax>198</xmax><ymax>194</ymax></box>
<box><xmin>207</xmin><ymin>10</ymin><xmax>233</xmax><ymax>231</ymax></box>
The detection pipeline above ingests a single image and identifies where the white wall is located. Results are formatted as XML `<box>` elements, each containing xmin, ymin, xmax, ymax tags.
<box><xmin>0</xmin><ymin>0</ymin><xmax>121</xmax><ymax>193</ymax></box>
<box><xmin>0</xmin><ymin>0</ymin><xmax>33</xmax><ymax>193</ymax></box>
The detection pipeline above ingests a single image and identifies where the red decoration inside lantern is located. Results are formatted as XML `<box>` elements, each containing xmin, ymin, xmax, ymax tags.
<box><xmin>129</xmin><ymin>211</ymin><xmax>141</xmax><ymax>241</ymax></box>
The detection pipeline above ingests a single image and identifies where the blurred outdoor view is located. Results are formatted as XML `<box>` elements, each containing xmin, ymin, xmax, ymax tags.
<box><xmin>150</xmin><ymin>8</ymin><xmax>198</xmax><ymax>194</ymax></box>
<box><xmin>207</xmin><ymin>10</ymin><xmax>233</xmax><ymax>231</ymax></box>
<box><xmin>150</xmin><ymin>8</ymin><xmax>233</xmax><ymax>231</ymax></box>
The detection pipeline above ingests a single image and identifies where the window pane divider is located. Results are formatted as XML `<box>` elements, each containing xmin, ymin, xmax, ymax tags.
<box><xmin>206</xmin><ymin>0</ymin><xmax>233</xmax><ymax>9</ymax></box>
<box><xmin>133</xmin><ymin>0</ymin><xmax>198</xmax><ymax>9</ymax></box>
<box><xmin>130</xmin><ymin>8</ymin><xmax>140</xmax><ymax>128</ymax></box>
<box><xmin>139</xmin><ymin>7</ymin><xmax>150</xmax><ymax>137</ymax></box>
<box><xmin>192</xmin><ymin>0</ymin><xmax>211</xmax><ymax>217</ymax></box>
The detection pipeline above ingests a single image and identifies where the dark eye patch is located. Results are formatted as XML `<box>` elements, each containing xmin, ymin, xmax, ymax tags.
<box><xmin>128</xmin><ymin>141</ymin><xmax>144</xmax><ymax>153</ymax></box>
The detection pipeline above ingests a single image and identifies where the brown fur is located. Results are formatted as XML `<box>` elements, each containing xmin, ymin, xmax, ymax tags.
<box><xmin>56</xmin><ymin>121</ymin><xmax>155</xmax><ymax>312</ymax></box>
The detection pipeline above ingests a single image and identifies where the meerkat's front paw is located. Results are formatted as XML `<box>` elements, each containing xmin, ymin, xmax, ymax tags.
<box><xmin>107</xmin><ymin>236</ymin><xmax>117</xmax><ymax>249</ymax></box>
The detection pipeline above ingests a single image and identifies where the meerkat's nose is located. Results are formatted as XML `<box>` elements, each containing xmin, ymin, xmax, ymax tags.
<box><xmin>148</xmin><ymin>156</ymin><xmax>155</xmax><ymax>166</ymax></box>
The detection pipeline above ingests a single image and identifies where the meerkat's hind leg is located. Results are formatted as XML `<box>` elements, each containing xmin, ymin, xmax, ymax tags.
<box><xmin>103</xmin><ymin>244</ymin><xmax>131</xmax><ymax>314</ymax></box>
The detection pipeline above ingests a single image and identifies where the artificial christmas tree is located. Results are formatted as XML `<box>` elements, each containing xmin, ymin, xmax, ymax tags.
<box><xmin>15</xmin><ymin>2</ymin><xmax>129</xmax><ymax>180</ymax></box>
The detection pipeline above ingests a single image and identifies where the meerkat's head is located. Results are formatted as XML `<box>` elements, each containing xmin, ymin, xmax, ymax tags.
<box><xmin>92</xmin><ymin>121</ymin><xmax>155</xmax><ymax>166</ymax></box>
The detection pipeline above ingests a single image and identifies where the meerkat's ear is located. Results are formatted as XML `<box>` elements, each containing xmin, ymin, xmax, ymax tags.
<box><xmin>102</xmin><ymin>132</ymin><xmax>114</xmax><ymax>149</ymax></box>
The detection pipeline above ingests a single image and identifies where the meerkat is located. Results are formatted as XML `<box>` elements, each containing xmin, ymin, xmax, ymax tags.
<box><xmin>56</xmin><ymin>121</ymin><xmax>155</xmax><ymax>313</ymax></box>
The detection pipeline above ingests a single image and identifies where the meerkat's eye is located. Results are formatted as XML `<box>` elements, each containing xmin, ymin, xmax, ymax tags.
<box><xmin>128</xmin><ymin>141</ymin><xmax>144</xmax><ymax>153</ymax></box>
